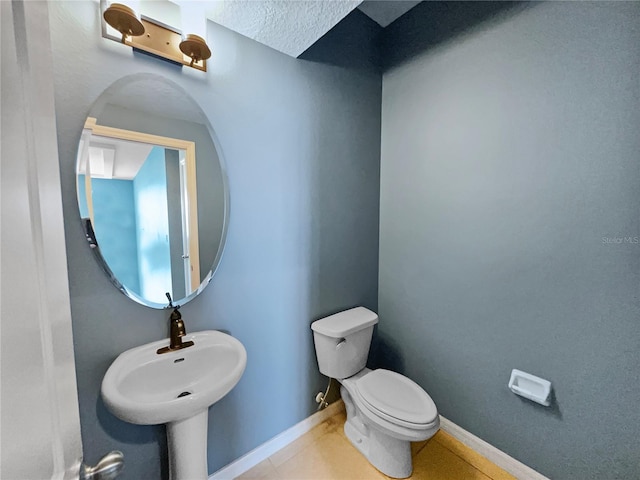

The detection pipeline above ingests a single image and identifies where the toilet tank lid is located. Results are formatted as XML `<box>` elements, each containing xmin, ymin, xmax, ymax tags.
<box><xmin>311</xmin><ymin>307</ymin><xmax>378</xmax><ymax>337</ymax></box>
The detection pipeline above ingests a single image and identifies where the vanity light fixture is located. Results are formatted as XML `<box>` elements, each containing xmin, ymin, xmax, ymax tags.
<box><xmin>101</xmin><ymin>1</ymin><xmax>211</xmax><ymax>72</ymax></box>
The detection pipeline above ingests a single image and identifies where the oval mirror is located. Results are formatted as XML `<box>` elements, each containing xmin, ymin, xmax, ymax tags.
<box><xmin>75</xmin><ymin>73</ymin><xmax>229</xmax><ymax>308</ymax></box>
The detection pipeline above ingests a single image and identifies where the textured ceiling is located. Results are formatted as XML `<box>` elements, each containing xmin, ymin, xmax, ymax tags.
<box><xmin>203</xmin><ymin>1</ymin><xmax>362</xmax><ymax>57</ymax></box>
<box><xmin>357</xmin><ymin>0</ymin><xmax>421</xmax><ymax>28</ymax></box>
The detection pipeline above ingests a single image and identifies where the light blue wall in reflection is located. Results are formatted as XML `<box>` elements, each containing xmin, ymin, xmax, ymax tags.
<box><xmin>77</xmin><ymin>174</ymin><xmax>89</xmax><ymax>218</ymax></box>
<box><xmin>90</xmin><ymin>177</ymin><xmax>140</xmax><ymax>294</ymax></box>
<box><xmin>133</xmin><ymin>146</ymin><xmax>172</xmax><ymax>303</ymax></box>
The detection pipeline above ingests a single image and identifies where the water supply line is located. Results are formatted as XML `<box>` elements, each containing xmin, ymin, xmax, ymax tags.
<box><xmin>315</xmin><ymin>378</ymin><xmax>332</xmax><ymax>410</ymax></box>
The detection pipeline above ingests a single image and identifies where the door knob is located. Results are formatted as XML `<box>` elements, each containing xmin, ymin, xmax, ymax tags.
<box><xmin>81</xmin><ymin>451</ymin><xmax>124</xmax><ymax>480</ymax></box>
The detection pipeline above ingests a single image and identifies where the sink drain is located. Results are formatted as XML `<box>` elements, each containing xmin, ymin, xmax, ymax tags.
<box><xmin>177</xmin><ymin>391</ymin><xmax>192</xmax><ymax>398</ymax></box>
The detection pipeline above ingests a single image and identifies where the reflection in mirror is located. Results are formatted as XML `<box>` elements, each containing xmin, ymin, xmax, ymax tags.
<box><xmin>76</xmin><ymin>74</ymin><xmax>228</xmax><ymax>309</ymax></box>
<box><xmin>78</xmin><ymin>120</ymin><xmax>200</xmax><ymax>304</ymax></box>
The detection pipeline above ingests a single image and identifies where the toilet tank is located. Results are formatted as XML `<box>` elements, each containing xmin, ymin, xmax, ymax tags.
<box><xmin>311</xmin><ymin>307</ymin><xmax>378</xmax><ymax>379</ymax></box>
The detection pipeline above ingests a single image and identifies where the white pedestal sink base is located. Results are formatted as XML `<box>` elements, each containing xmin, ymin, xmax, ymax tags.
<box><xmin>101</xmin><ymin>331</ymin><xmax>247</xmax><ymax>479</ymax></box>
<box><xmin>167</xmin><ymin>410</ymin><xmax>208</xmax><ymax>480</ymax></box>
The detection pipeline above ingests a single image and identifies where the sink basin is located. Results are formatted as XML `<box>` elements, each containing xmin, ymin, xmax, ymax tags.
<box><xmin>101</xmin><ymin>330</ymin><xmax>247</xmax><ymax>425</ymax></box>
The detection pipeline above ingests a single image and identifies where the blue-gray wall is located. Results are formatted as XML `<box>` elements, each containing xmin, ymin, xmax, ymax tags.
<box><xmin>50</xmin><ymin>2</ymin><xmax>380</xmax><ymax>478</ymax></box>
<box><xmin>378</xmin><ymin>2</ymin><xmax>640</xmax><ymax>479</ymax></box>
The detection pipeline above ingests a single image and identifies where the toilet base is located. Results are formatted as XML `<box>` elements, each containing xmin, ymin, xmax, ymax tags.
<box><xmin>341</xmin><ymin>386</ymin><xmax>413</xmax><ymax>478</ymax></box>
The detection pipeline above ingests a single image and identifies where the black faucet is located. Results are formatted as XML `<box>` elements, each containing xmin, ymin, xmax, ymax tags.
<box><xmin>157</xmin><ymin>293</ymin><xmax>195</xmax><ymax>354</ymax></box>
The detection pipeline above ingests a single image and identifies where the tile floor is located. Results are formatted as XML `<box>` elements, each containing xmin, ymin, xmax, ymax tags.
<box><xmin>236</xmin><ymin>409</ymin><xmax>516</xmax><ymax>480</ymax></box>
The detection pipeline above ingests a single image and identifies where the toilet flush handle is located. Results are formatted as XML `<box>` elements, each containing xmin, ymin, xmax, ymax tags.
<box><xmin>336</xmin><ymin>338</ymin><xmax>346</xmax><ymax>349</ymax></box>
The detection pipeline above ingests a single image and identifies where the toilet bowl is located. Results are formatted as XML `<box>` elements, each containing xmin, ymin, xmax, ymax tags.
<box><xmin>311</xmin><ymin>307</ymin><xmax>440</xmax><ymax>478</ymax></box>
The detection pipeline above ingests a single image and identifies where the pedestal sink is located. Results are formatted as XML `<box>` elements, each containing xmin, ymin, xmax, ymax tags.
<box><xmin>101</xmin><ymin>330</ymin><xmax>247</xmax><ymax>480</ymax></box>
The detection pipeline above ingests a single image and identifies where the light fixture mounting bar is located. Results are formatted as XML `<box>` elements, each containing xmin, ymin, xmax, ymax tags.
<box><xmin>126</xmin><ymin>16</ymin><xmax>206</xmax><ymax>72</ymax></box>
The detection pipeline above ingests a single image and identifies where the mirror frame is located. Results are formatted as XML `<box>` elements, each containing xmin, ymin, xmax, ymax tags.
<box><xmin>77</xmin><ymin>73</ymin><xmax>230</xmax><ymax>309</ymax></box>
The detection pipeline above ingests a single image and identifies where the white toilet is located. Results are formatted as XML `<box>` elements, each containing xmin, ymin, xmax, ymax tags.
<box><xmin>311</xmin><ymin>306</ymin><xmax>439</xmax><ymax>478</ymax></box>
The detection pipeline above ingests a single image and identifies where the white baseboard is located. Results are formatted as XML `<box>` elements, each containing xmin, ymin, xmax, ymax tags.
<box><xmin>439</xmin><ymin>416</ymin><xmax>550</xmax><ymax>480</ymax></box>
<box><xmin>209</xmin><ymin>400</ymin><xmax>345</xmax><ymax>480</ymax></box>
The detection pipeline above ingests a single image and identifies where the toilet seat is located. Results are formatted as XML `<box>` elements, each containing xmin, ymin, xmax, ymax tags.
<box><xmin>356</xmin><ymin>369</ymin><xmax>438</xmax><ymax>428</ymax></box>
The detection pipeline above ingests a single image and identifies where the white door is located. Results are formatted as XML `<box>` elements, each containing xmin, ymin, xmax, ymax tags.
<box><xmin>2</xmin><ymin>1</ymin><xmax>84</xmax><ymax>478</ymax></box>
